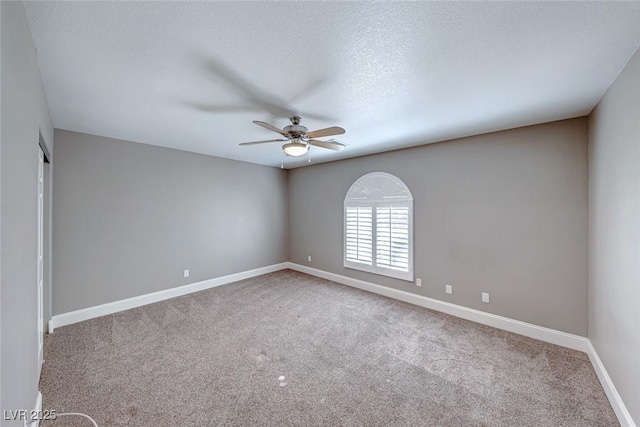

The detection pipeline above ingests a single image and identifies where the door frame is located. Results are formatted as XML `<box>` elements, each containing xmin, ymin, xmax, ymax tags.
<box><xmin>37</xmin><ymin>147</ymin><xmax>44</xmax><ymax>374</ymax></box>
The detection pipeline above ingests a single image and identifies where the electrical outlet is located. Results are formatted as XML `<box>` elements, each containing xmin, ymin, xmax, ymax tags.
<box><xmin>482</xmin><ymin>292</ymin><xmax>490</xmax><ymax>303</ymax></box>
<box><xmin>445</xmin><ymin>284</ymin><xmax>453</xmax><ymax>294</ymax></box>
<box><xmin>184</xmin><ymin>269</ymin><xmax>189</xmax><ymax>278</ymax></box>
<box><xmin>416</xmin><ymin>278</ymin><xmax>422</xmax><ymax>287</ymax></box>
<box><xmin>308</xmin><ymin>255</ymin><xmax>312</xmax><ymax>262</ymax></box>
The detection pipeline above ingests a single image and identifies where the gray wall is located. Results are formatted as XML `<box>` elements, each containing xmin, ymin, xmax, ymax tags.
<box><xmin>1</xmin><ymin>1</ymin><xmax>54</xmax><ymax>423</ymax></box>
<box><xmin>52</xmin><ymin>130</ymin><xmax>288</xmax><ymax>314</ymax></box>
<box><xmin>588</xmin><ymin>47</ymin><xmax>640</xmax><ymax>424</ymax></box>
<box><xmin>289</xmin><ymin>118</ymin><xmax>589</xmax><ymax>336</ymax></box>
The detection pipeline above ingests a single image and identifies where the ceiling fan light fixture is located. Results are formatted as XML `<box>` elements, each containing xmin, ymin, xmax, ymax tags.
<box><xmin>282</xmin><ymin>141</ymin><xmax>308</xmax><ymax>157</ymax></box>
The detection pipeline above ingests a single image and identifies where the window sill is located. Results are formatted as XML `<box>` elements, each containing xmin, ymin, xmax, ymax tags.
<box><xmin>344</xmin><ymin>262</ymin><xmax>413</xmax><ymax>282</ymax></box>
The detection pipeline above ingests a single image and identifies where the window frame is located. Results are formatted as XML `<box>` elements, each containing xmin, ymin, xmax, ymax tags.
<box><xmin>344</xmin><ymin>173</ymin><xmax>414</xmax><ymax>282</ymax></box>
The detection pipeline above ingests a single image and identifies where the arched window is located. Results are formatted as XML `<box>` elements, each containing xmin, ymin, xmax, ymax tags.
<box><xmin>344</xmin><ymin>172</ymin><xmax>413</xmax><ymax>281</ymax></box>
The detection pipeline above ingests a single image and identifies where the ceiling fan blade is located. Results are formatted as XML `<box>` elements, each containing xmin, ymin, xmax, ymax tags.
<box><xmin>253</xmin><ymin>120</ymin><xmax>290</xmax><ymax>137</ymax></box>
<box><xmin>287</xmin><ymin>77</ymin><xmax>328</xmax><ymax>103</ymax></box>
<box><xmin>297</xmin><ymin>111</ymin><xmax>336</xmax><ymax>122</ymax></box>
<box><xmin>308</xmin><ymin>139</ymin><xmax>347</xmax><ymax>151</ymax></box>
<box><xmin>202</xmin><ymin>57</ymin><xmax>296</xmax><ymax>118</ymax></box>
<box><xmin>306</xmin><ymin>126</ymin><xmax>346</xmax><ymax>138</ymax></box>
<box><xmin>239</xmin><ymin>139</ymin><xmax>287</xmax><ymax>146</ymax></box>
<box><xmin>187</xmin><ymin>103</ymin><xmax>257</xmax><ymax>113</ymax></box>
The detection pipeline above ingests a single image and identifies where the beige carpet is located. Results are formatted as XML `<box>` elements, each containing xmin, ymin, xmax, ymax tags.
<box><xmin>41</xmin><ymin>270</ymin><xmax>617</xmax><ymax>426</ymax></box>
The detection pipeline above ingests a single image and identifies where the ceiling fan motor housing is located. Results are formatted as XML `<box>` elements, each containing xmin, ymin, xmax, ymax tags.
<box><xmin>283</xmin><ymin>115</ymin><xmax>308</xmax><ymax>138</ymax></box>
<box><xmin>284</xmin><ymin>128</ymin><xmax>308</xmax><ymax>139</ymax></box>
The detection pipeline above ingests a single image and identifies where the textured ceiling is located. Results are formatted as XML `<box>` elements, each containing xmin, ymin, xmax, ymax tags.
<box><xmin>25</xmin><ymin>1</ymin><xmax>640</xmax><ymax>168</ymax></box>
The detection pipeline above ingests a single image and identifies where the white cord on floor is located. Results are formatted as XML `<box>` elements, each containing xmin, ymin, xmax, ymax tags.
<box><xmin>55</xmin><ymin>412</ymin><xmax>98</xmax><ymax>426</ymax></box>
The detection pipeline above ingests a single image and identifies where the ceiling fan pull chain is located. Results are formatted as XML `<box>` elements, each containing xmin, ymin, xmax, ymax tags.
<box><xmin>308</xmin><ymin>147</ymin><xmax>312</xmax><ymax>163</ymax></box>
<box><xmin>281</xmin><ymin>149</ymin><xmax>284</xmax><ymax>169</ymax></box>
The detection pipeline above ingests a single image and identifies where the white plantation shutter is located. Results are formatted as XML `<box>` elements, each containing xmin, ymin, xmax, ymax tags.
<box><xmin>344</xmin><ymin>173</ymin><xmax>413</xmax><ymax>281</ymax></box>
<box><xmin>345</xmin><ymin>206</ymin><xmax>373</xmax><ymax>265</ymax></box>
<box><xmin>376</xmin><ymin>206</ymin><xmax>410</xmax><ymax>271</ymax></box>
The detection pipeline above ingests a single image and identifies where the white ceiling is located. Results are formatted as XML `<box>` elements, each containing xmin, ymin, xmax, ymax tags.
<box><xmin>25</xmin><ymin>1</ymin><xmax>640</xmax><ymax>169</ymax></box>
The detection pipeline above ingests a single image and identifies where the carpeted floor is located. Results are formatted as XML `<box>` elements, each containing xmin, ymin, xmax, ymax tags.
<box><xmin>41</xmin><ymin>269</ymin><xmax>617</xmax><ymax>426</ymax></box>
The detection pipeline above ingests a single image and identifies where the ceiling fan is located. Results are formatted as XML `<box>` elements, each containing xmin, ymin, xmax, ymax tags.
<box><xmin>239</xmin><ymin>116</ymin><xmax>346</xmax><ymax>157</ymax></box>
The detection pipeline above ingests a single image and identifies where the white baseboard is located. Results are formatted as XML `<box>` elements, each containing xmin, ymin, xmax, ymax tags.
<box><xmin>586</xmin><ymin>340</ymin><xmax>636</xmax><ymax>427</ymax></box>
<box><xmin>286</xmin><ymin>263</ymin><xmax>637</xmax><ymax>426</ymax></box>
<box><xmin>285</xmin><ymin>262</ymin><xmax>588</xmax><ymax>352</ymax></box>
<box><xmin>50</xmin><ymin>263</ymin><xmax>288</xmax><ymax>330</ymax></box>
<box><xmin>47</xmin><ymin>262</ymin><xmax>630</xmax><ymax>426</ymax></box>
<box><xmin>50</xmin><ymin>262</ymin><xmax>587</xmax><ymax>351</ymax></box>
